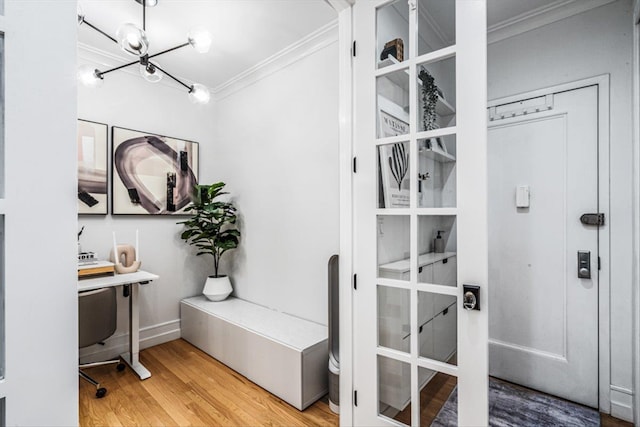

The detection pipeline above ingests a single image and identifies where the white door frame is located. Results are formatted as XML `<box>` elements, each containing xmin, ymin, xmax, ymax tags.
<box><xmin>488</xmin><ymin>74</ymin><xmax>611</xmax><ymax>413</ymax></box>
<box><xmin>632</xmin><ymin>4</ymin><xmax>640</xmax><ymax>424</ymax></box>
<box><xmin>335</xmin><ymin>2</ymin><xmax>355</xmax><ymax>426</ymax></box>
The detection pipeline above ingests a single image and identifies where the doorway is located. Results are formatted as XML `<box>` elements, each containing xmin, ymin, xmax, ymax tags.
<box><xmin>487</xmin><ymin>79</ymin><xmax>610</xmax><ymax>410</ymax></box>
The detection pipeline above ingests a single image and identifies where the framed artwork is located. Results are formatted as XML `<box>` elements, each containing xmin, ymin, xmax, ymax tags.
<box><xmin>111</xmin><ymin>126</ymin><xmax>199</xmax><ymax>215</ymax></box>
<box><xmin>379</xmin><ymin>142</ymin><xmax>410</xmax><ymax>208</ymax></box>
<box><xmin>378</xmin><ymin>96</ymin><xmax>410</xmax><ymax>208</ymax></box>
<box><xmin>378</xmin><ymin>96</ymin><xmax>409</xmax><ymax>138</ymax></box>
<box><xmin>78</xmin><ymin>119</ymin><xmax>108</xmax><ymax>215</ymax></box>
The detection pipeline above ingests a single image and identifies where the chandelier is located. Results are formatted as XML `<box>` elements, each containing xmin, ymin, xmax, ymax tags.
<box><xmin>77</xmin><ymin>0</ymin><xmax>212</xmax><ymax>104</ymax></box>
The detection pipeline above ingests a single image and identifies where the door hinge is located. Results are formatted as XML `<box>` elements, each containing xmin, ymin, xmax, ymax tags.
<box><xmin>353</xmin><ymin>274</ymin><xmax>357</xmax><ymax>290</ymax></box>
<box><xmin>353</xmin><ymin>157</ymin><xmax>357</xmax><ymax>173</ymax></box>
<box><xmin>354</xmin><ymin>389</ymin><xmax>358</xmax><ymax>406</ymax></box>
<box><xmin>598</xmin><ymin>256</ymin><xmax>601</xmax><ymax>271</ymax></box>
<box><xmin>352</xmin><ymin>40</ymin><xmax>357</xmax><ymax>57</ymax></box>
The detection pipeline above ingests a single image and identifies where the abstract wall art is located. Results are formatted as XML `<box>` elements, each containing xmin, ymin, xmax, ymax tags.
<box><xmin>379</xmin><ymin>141</ymin><xmax>410</xmax><ymax>208</ymax></box>
<box><xmin>112</xmin><ymin>127</ymin><xmax>199</xmax><ymax>215</ymax></box>
<box><xmin>78</xmin><ymin>119</ymin><xmax>108</xmax><ymax>215</ymax></box>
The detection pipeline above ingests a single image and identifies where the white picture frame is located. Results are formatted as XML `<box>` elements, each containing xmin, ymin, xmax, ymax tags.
<box><xmin>378</xmin><ymin>96</ymin><xmax>410</xmax><ymax>208</ymax></box>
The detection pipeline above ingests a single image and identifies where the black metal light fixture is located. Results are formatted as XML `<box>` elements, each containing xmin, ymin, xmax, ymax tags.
<box><xmin>77</xmin><ymin>0</ymin><xmax>211</xmax><ymax>104</ymax></box>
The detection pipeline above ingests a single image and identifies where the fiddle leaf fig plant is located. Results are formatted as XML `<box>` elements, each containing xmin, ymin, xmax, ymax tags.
<box><xmin>178</xmin><ymin>182</ymin><xmax>240</xmax><ymax>278</ymax></box>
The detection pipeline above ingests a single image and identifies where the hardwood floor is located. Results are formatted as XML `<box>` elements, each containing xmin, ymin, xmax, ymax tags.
<box><xmin>81</xmin><ymin>340</ymin><xmax>633</xmax><ymax>427</ymax></box>
<box><xmin>79</xmin><ymin>339</ymin><xmax>338</xmax><ymax>426</ymax></box>
<box><xmin>601</xmin><ymin>413</ymin><xmax>634</xmax><ymax>427</ymax></box>
<box><xmin>392</xmin><ymin>371</ymin><xmax>456</xmax><ymax>426</ymax></box>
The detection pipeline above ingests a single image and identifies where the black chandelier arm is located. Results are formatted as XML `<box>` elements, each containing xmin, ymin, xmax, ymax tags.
<box><xmin>152</xmin><ymin>63</ymin><xmax>192</xmax><ymax>91</ymax></box>
<box><xmin>82</xmin><ymin>19</ymin><xmax>118</xmax><ymax>44</ymax></box>
<box><xmin>147</xmin><ymin>42</ymin><xmax>190</xmax><ymax>60</ymax></box>
<box><xmin>98</xmin><ymin>59</ymin><xmax>140</xmax><ymax>77</ymax></box>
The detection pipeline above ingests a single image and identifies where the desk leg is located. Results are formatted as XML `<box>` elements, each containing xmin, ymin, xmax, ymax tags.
<box><xmin>120</xmin><ymin>282</ymin><xmax>151</xmax><ymax>380</ymax></box>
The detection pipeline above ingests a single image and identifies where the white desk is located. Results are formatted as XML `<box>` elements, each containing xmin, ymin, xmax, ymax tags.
<box><xmin>78</xmin><ymin>270</ymin><xmax>158</xmax><ymax>380</ymax></box>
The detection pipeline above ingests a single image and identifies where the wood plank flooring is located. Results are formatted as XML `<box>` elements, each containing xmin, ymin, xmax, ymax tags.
<box><xmin>392</xmin><ymin>371</ymin><xmax>457</xmax><ymax>426</ymax></box>
<box><xmin>602</xmin><ymin>413</ymin><xmax>634</xmax><ymax>427</ymax></box>
<box><xmin>79</xmin><ymin>339</ymin><xmax>338</xmax><ymax>426</ymax></box>
<box><xmin>81</xmin><ymin>339</ymin><xmax>633</xmax><ymax>426</ymax></box>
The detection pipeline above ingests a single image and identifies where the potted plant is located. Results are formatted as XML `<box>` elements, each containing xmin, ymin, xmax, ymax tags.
<box><xmin>178</xmin><ymin>182</ymin><xmax>240</xmax><ymax>301</ymax></box>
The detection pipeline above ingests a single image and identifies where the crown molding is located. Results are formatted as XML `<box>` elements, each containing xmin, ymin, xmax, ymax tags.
<box><xmin>488</xmin><ymin>0</ymin><xmax>618</xmax><ymax>44</ymax></box>
<box><xmin>325</xmin><ymin>0</ymin><xmax>353</xmax><ymax>13</ymax></box>
<box><xmin>78</xmin><ymin>18</ymin><xmax>338</xmax><ymax>103</ymax></box>
<box><xmin>78</xmin><ymin>42</ymin><xmax>128</xmax><ymax>68</ymax></box>
<box><xmin>212</xmin><ymin>19</ymin><xmax>338</xmax><ymax>101</ymax></box>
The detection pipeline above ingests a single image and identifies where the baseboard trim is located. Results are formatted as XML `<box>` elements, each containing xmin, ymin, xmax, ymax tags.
<box><xmin>79</xmin><ymin>319</ymin><xmax>181</xmax><ymax>364</ymax></box>
<box><xmin>610</xmin><ymin>386</ymin><xmax>634</xmax><ymax>422</ymax></box>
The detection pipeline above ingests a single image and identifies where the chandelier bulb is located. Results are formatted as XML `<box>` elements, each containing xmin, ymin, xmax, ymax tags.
<box><xmin>188</xmin><ymin>27</ymin><xmax>212</xmax><ymax>54</ymax></box>
<box><xmin>77</xmin><ymin>3</ymin><xmax>85</xmax><ymax>27</ymax></box>
<box><xmin>78</xmin><ymin>65</ymin><xmax>103</xmax><ymax>88</ymax></box>
<box><xmin>188</xmin><ymin>84</ymin><xmax>210</xmax><ymax>105</ymax></box>
<box><xmin>116</xmin><ymin>23</ymin><xmax>149</xmax><ymax>56</ymax></box>
<box><xmin>140</xmin><ymin>60</ymin><xmax>163</xmax><ymax>83</ymax></box>
<box><xmin>134</xmin><ymin>0</ymin><xmax>158</xmax><ymax>6</ymax></box>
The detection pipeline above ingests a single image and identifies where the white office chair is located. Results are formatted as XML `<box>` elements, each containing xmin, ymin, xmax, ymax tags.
<box><xmin>79</xmin><ymin>287</ymin><xmax>125</xmax><ymax>398</ymax></box>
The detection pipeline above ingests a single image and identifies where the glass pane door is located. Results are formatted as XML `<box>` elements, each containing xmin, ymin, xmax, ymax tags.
<box><xmin>353</xmin><ymin>0</ymin><xmax>488</xmax><ymax>425</ymax></box>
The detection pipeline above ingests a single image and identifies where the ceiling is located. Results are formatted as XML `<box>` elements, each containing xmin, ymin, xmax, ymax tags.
<box><xmin>78</xmin><ymin>0</ymin><xmax>337</xmax><ymax>91</ymax></box>
<box><xmin>78</xmin><ymin>0</ymin><xmax>571</xmax><ymax>92</ymax></box>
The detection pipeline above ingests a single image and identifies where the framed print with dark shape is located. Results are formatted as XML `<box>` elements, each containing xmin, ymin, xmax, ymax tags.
<box><xmin>112</xmin><ymin>127</ymin><xmax>199</xmax><ymax>215</ymax></box>
<box><xmin>78</xmin><ymin>119</ymin><xmax>108</xmax><ymax>215</ymax></box>
<box><xmin>378</xmin><ymin>96</ymin><xmax>410</xmax><ymax>208</ymax></box>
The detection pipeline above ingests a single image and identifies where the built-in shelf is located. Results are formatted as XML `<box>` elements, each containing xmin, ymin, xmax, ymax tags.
<box><xmin>419</xmin><ymin>147</ymin><xmax>456</xmax><ymax>163</ymax></box>
<box><xmin>378</xmin><ymin>56</ymin><xmax>402</xmax><ymax>69</ymax></box>
<box><xmin>402</xmin><ymin>301</ymin><xmax>457</xmax><ymax>340</ymax></box>
<box><xmin>379</xmin><ymin>251</ymin><xmax>456</xmax><ymax>274</ymax></box>
<box><xmin>436</xmin><ymin>97</ymin><xmax>455</xmax><ymax>117</ymax></box>
<box><xmin>378</xmin><ymin>56</ymin><xmax>456</xmax><ymax>117</ymax></box>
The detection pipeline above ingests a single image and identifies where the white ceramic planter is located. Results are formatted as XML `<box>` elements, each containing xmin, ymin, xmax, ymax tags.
<box><xmin>203</xmin><ymin>275</ymin><xmax>233</xmax><ymax>301</ymax></box>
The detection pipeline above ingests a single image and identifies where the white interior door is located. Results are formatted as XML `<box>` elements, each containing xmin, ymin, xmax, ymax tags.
<box><xmin>352</xmin><ymin>0</ymin><xmax>488</xmax><ymax>425</ymax></box>
<box><xmin>488</xmin><ymin>86</ymin><xmax>599</xmax><ymax>408</ymax></box>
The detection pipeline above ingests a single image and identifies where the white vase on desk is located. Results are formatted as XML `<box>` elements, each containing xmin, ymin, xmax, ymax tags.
<box><xmin>203</xmin><ymin>276</ymin><xmax>232</xmax><ymax>301</ymax></box>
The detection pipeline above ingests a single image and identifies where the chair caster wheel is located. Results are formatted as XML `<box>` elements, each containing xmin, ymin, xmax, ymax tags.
<box><xmin>117</xmin><ymin>363</ymin><xmax>125</xmax><ymax>372</ymax></box>
<box><xmin>96</xmin><ymin>388</ymin><xmax>107</xmax><ymax>398</ymax></box>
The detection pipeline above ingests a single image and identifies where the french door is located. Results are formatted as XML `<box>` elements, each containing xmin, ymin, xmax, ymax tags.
<box><xmin>352</xmin><ymin>1</ymin><xmax>488</xmax><ymax>425</ymax></box>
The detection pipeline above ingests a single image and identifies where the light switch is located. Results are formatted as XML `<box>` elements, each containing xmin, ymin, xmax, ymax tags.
<box><xmin>516</xmin><ymin>185</ymin><xmax>530</xmax><ymax>208</ymax></box>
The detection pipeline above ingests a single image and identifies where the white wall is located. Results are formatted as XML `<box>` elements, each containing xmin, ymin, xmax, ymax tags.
<box><xmin>488</xmin><ymin>0</ymin><xmax>635</xmax><ymax>419</ymax></box>
<box><xmin>78</xmin><ymin>28</ymin><xmax>339</xmax><ymax>352</ymax></box>
<box><xmin>77</xmin><ymin>54</ymin><xmax>216</xmax><ymax>360</ymax></box>
<box><xmin>4</xmin><ymin>1</ymin><xmax>78</xmax><ymax>424</ymax></box>
<box><xmin>210</xmin><ymin>41</ymin><xmax>340</xmax><ymax>325</ymax></box>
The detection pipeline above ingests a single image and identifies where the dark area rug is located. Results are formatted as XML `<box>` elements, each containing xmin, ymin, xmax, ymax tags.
<box><xmin>432</xmin><ymin>378</ymin><xmax>600</xmax><ymax>427</ymax></box>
